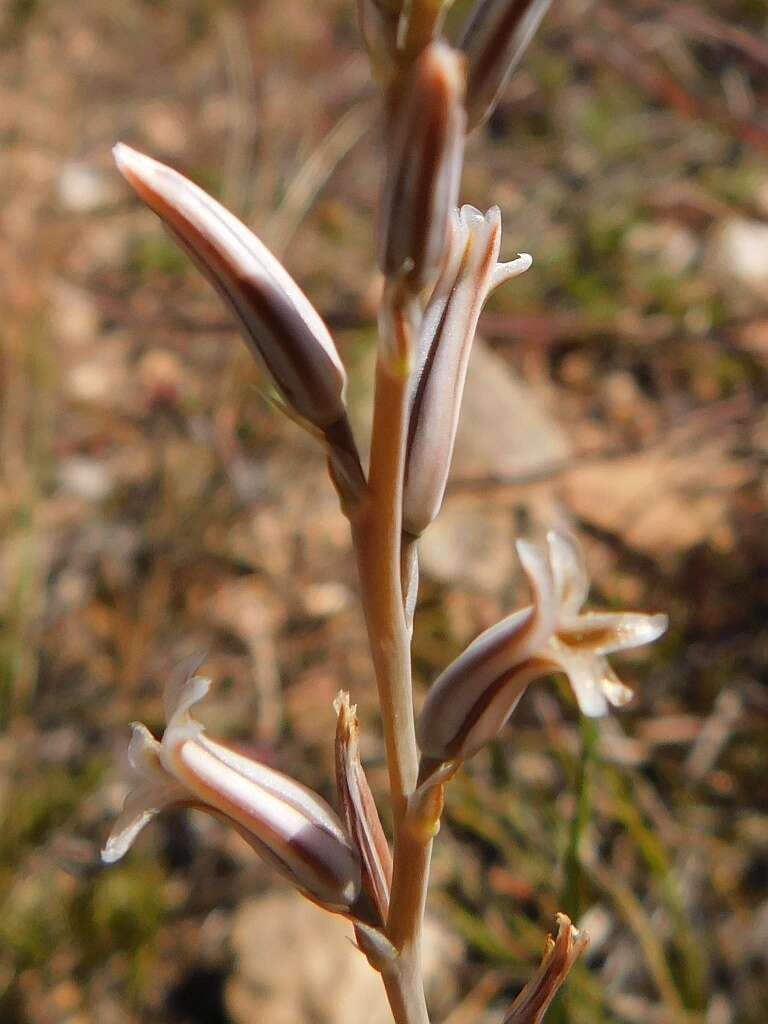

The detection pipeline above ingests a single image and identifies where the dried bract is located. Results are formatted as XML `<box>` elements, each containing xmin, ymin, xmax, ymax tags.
<box><xmin>335</xmin><ymin>691</ymin><xmax>393</xmax><ymax>924</ymax></box>
<box><xmin>113</xmin><ymin>144</ymin><xmax>349</xmax><ymax>431</ymax></box>
<box><xmin>417</xmin><ymin>531</ymin><xmax>668</xmax><ymax>762</ymax></box>
<box><xmin>102</xmin><ymin>667</ymin><xmax>361</xmax><ymax>915</ymax></box>
<box><xmin>503</xmin><ymin>914</ymin><xmax>589</xmax><ymax>1024</ymax></box>
<box><xmin>459</xmin><ymin>0</ymin><xmax>552</xmax><ymax>130</ymax></box>
<box><xmin>402</xmin><ymin>205</ymin><xmax>531</xmax><ymax>536</ymax></box>
<box><xmin>377</xmin><ymin>41</ymin><xmax>466</xmax><ymax>291</ymax></box>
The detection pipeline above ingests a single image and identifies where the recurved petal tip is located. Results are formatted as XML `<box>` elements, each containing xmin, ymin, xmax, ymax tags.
<box><xmin>503</xmin><ymin>912</ymin><xmax>588</xmax><ymax>1024</ymax></box>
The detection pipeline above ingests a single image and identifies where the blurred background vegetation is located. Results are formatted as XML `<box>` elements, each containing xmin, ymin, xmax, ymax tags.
<box><xmin>1</xmin><ymin>0</ymin><xmax>767</xmax><ymax>1021</ymax></box>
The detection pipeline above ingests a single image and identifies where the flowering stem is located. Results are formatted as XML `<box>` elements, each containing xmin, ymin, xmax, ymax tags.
<box><xmin>348</xmin><ymin>291</ymin><xmax>431</xmax><ymax>1023</ymax></box>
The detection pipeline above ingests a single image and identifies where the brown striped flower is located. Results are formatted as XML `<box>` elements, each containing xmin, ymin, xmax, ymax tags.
<box><xmin>403</xmin><ymin>205</ymin><xmax>531</xmax><ymax>537</ymax></box>
<box><xmin>377</xmin><ymin>41</ymin><xmax>466</xmax><ymax>291</ymax></box>
<box><xmin>459</xmin><ymin>0</ymin><xmax>552</xmax><ymax>130</ymax></box>
<box><xmin>102</xmin><ymin>667</ymin><xmax>362</xmax><ymax>915</ymax></box>
<box><xmin>113</xmin><ymin>144</ymin><xmax>350</xmax><ymax>432</ymax></box>
<box><xmin>417</xmin><ymin>531</ymin><xmax>668</xmax><ymax>764</ymax></box>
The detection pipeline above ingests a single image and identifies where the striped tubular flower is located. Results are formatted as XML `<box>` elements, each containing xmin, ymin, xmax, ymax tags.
<box><xmin>113</xmin><ymin>144</ymin><xmax>350</xmax><ymax>434</ymax></box>
<box><xmin>102</xmin><ymin>668</ymin><xmax>362</xmax><ymax>916</ymax></box>
<box><xmin>402</xmin><ymin>205</ymin><xmax>531</xmax><ymax>537</ymax></box>
<box><xmin>417</xmin><ymin>531</ymin><xmax>668</xmax><ymax>765</ymax></box>
<box><xmin>377</xmin><ymin>41</ymin><xmax>466</xmax><ymax>292</ymax></box>
<box><xmin>459</xmin><ymin>0</ymin><xmax>553</xmax><ymax>130</ymax></box>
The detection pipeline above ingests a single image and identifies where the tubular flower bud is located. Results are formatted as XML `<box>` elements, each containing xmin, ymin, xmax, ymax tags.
<box><xmin>402</xmin><ymin>205</ymin><xmax>531</xmax><ymax>537</ymax></box>
<box><xmin>377</xmin><ymin>41</ymin><xmax>466</xmax><ymax>292</ymax></box>
<box><xmin>334</xmin><ymin>692</ymin><xmax>393</xmax><ymax>925</ymax></box>
<box><xmin>417</xmin><ymin>531</ymin><xmax>668</xmax><ymax>763</ymax></box>
<box><xmin>459</xmin><ymin>0</ymin><xmax>552</xmax><ymax>130</ymax></box>
<box><xmin>102</xmin><ymin>667</ymin><xmax>362</xmax><ymax>915</ymax></box>
<box><xmin>503</xmin><ymin>914</ymin><xmax>589</xmax><ymax>1024</ymax></box>
<box><xmin>113</xmin><ymin>143</ymin><xmax>349</xmax><ymax>430</ymax></box>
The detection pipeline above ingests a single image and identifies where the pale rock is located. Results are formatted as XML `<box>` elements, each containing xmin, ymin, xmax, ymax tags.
<box><xmin>705</xmin><ymin>218</ymin><xmax>768</xmax><ymax>311</ymax></box>
<box><xmin>57</xmin><ymin>161</ymin><xmax>121</xmax><ymax>213</ymax></box>
<box><xmin>624</xmin><ymin>221</ymin><xmax>699</xmax><ymax>276</ymax></box>
<box><xmin>57</xmin><ymin>456</ymin><xmax>114</xmax><ymax>502</ymax></box>
<box><xmin>226</xmin><ymin>890</ymin><xmax>464</xmax><ymax>1024</ymax></box>
<box><xmin>419</xmin><ymin>341</ymin><xmax>568</xmax><ymax>592</ymax></box>
<box><xmin>452</xmin><ymin>341</ymin><xmax>569</xmax><ymax>483</ymax></box>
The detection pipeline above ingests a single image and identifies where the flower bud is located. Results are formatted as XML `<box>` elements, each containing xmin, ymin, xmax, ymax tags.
<box><xmin>103</xmin><ymin>667</ymin><xmax>361</xmax><ymax>915</ymax></box>
<box><xmin>377</xmin><ymin>42</ymin><xmax>466</xmax><ymax>291</ymax></box>
<box><xmin>334</xmin><ymin>692</ymin><xmax>392</xmax><ymax>924</ymax></box>
<box><xmin>402</xmin><ymin>205</ymin><xmax>531</xmax><ymax>537</ymax></box>
<box><xmin>113</xmin><ymin>143</ymin><xmax>349</xmax><ymax>430</ymax></box>
<box><xmin>417</xmin><ymin>531</ymin><xmax>668</xmax><ymax>764</ymax></box>
<box><xmin>459</xmin><ymin>0</ymin><xmax>552</xmax><ymax>130</ymax></box>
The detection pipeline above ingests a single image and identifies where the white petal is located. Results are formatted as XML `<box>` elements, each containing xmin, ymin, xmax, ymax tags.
<box><xmin>490</xmin><ymin>252</ymin><xmax>532</xmax><ymax>291</ymax></box>
<box><xmin>126</xmin><ymin>722</ymin><xmax>164</xmax><ymax>780</ymax></box>
<box><xmin>558</xmin><ymin>611</ymin><xmax>668</xmax><ymax>654</ymax></box>
<box><xmin>162</xmin><ymin>669</ymin><xmax>211</xmax><ymax>762</ymax></box>
<box><xmin>101</xmin><ymin>778</ymin><xmax>187</xmax><ymax>863</ymax></box>
<box><xmin>547</xmin><ymin>530</ymin><xmax>589</xmax><ymax>615</ymax></box>
<box><xmin>601</xmin><ymin>664</ymin><xmax>634</xmax><ymax>708</ymax></box>
<box><xmin>516</xmin><ymin>538</ymin><xmax>558</xmax><ymax>652</ymax></box>
<box><xmin>549</xmin><ymin>643</ymin><xmax>610</xmax><ymax>717</ymax></box>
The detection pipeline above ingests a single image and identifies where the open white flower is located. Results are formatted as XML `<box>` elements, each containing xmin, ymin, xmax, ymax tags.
<box><xmin>102</xmin><ymin>665</ymin><xmax>361</xmax><ymax>915</ymax></box>
<box><xmin>417</xmin><ymin>531</ymin><xmax>668</xmax><ymax>764</ymax></box>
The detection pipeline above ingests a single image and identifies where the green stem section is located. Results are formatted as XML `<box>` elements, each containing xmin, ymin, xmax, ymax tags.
<box><xmin>562</xmin><ymin>715</ymin><xmax>599</xmax><ymax>922</ymax></box>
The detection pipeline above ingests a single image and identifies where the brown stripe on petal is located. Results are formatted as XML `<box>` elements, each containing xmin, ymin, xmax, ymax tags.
<box><xmin>115</xmin><ymin>147</ymin><xmax>347</xmax><ymax>429</ymax></box>
<box><xmin>173</xmin><ymin>742</ymin><xmax>360</xmax><ymax>910</ymax></box>
<box><xmin>461</xmin><ymin>0</ymin><xmax>552</xmax><ymax>129</ymax></box>
<box><xmin>442</xmin><ymin>656</ymin><xmax>553</xmax><ymax>761</ymax></box>
<box><xmin>158</xmin><ymin>210</ymin><xmax>345</xmax><ymax>427</ymax></box>
<box><xmin>378</xmin><ymin>42</ymin><xmax>466</xmax><ymax>291</ymax></box>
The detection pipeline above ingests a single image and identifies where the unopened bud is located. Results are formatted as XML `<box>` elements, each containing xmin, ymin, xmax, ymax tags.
<box><xmin>403</xmin><ymin>205</ymin><xmax>531</xmax><ymax>536</ymax></box>
<box><xmin>460</xmin><ymin>0</ymin><xmax>552</xmax><ymax>130</ymax></box>
<box><xmin>113</xmin><ymin>144</ymin><xmax>348</xmax><ymax>430</ymax></box>
<box><xmin>334</xmin><ymin>692</ymin><xmax>393</xmax><ymax>925</ymax></box>
<box><xmin>377</xmin><ymin>42</ymin><xmax>466</xmax><ymax>291</ymax></box>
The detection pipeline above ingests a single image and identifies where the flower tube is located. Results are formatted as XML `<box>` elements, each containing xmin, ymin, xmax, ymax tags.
<box><xmin>102</xmin><ymin>667</ymin><xmax>362</xmax><ymax>915</ymax></box>
<box><xmin>113</xmin><ymin>144</ymin><xmax>350</xmax><ymax>432</ymax></box>
<box><xmin>402</xmin><ymin>205</ymin><xmax>531</xmax><ymax>537</ymax></box>
<box><xmin>417</xmin><ymin>531</ymin><xmax>668</xmax><ymax>764</ymax></box>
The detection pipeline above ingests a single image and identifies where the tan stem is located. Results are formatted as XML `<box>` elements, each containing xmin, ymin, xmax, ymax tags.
<box><xmin>348</xmin><ymin>293</ymin><xmax>433</xmax><ymax>1023</ymax></box>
